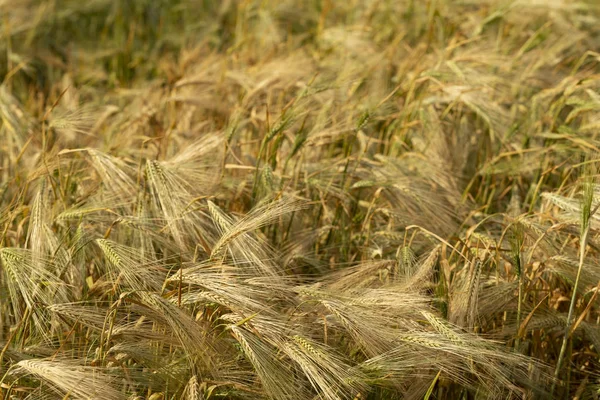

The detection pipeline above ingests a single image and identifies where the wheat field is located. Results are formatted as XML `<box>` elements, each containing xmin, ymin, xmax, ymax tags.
<box><xmin>1</xmin><ymin>1</ymin><xmax>600</xmax><ymax>399</ymax></box>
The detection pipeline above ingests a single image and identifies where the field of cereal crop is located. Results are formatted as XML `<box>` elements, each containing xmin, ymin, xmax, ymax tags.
<box><xmin>1</xmin><ymin>1</ymin><xmax>600</xmax><ymax>398</ymax></box>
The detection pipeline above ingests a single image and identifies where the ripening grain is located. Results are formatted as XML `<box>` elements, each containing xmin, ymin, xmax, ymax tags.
<box><xmin>1</xmin><ymin>1</ymin><xmax>599</xmax><ymax>399</ymax></box>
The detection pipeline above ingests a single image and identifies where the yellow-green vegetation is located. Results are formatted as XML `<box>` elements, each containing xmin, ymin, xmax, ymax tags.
<box><xmin>1</xmin><ymin>0</ymin><xmax>600</xmax><ymax>399</ymax></box>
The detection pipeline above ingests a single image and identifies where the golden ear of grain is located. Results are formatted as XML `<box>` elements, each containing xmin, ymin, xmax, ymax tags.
<box><xmin>15</xmin><ymin>359</ymin><xmax>124</xmax><ymax>400</ymax></box>
<box><xmin>421</xmin><ymin>311</ymin><xmax>464</xmax><ymax>345</ymax></box>
<box><xmin>96</xmin><ymin>238</ymin><xmax>164</xmax><ymax>292</ymax></box>
<box><xmin>182</xmin><ymin>376</ymin><xmax>204</xmax><ymax>400</ymax></box>
<box><xmin>229</xmin><ymin>325</ymin><xmax>301</xmax><ymax>399</ymax></box>
<box><xmin>283</xmin><ymin>335</ymin><xmax>367</xmax><ymax>400</ymax></box>
<box><xmin>209</xmin><ymin>196</ymin><xmax>305</xmax><ymax>260</ymax></box>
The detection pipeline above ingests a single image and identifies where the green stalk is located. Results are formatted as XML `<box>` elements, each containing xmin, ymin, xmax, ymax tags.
<box><xmin>516</xmin><ymin>272</ymin><xmax>523</xmax><ymax>348</ymax></box>
<box><xmin>510</xmin><ymin>221</ymin><xmax>524</xmax><ymax>349</ymax></box>
<box><xmin>552</xmin><ymin>180</ymin><xmax>595</xmax><ymax>396</ymax></box>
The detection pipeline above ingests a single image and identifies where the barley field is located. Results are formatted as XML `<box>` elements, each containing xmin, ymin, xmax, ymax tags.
<box><xmin>1</xmin><ymin>1</ymin><xmax>600</xmax><ymax>399</ymax></box>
